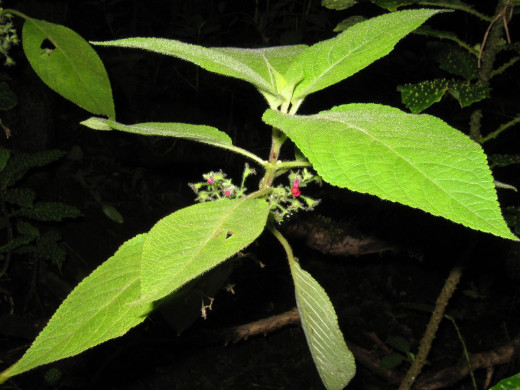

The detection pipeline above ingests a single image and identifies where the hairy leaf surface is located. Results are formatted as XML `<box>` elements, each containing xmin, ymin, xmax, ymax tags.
<box><xmin>0</xmin><ymin>235</ymin><xmax>152</xmax><ymax>382</ymax></box>
<box><xmin>92</xmin><ymin>38</ymin><xmax>306</xmax><ymax>106</ymax></box>
<box><xmin>140</xmin><ymin>198</ymin><xmax>269</xmax><ymax>303</ymax></box>
<box><xmin>263</xmin><ymin>104</ymin><xmax>516</xmax><ymax>240</ymax></box>
<box><xmin>81</xmin><ymin>117</ymin><xmax>232</xmax><ymax>148</ymax></box>
<box><xmin>290</xmin><ymin>258</ymin><xmax>355</xmax><ymax>389</ymax></box>
<box><xmin>22</xmin><ymin>19</ymin><xmax>114</xmax><ymax>118</ymax></box>
<box><xmin>284</xmin><ymin>9</ymin><xmax>440</xmax><ymax>103</ymax></box>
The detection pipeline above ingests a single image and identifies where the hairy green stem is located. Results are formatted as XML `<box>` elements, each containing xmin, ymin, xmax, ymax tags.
<box><xmin>259</xmin><ymin>127</ymin><xmax>287</xmax><ymax>189</ymax></box>
<box><xmin>480</xmin><ymin>115</ymin><xmax>520</xmax><ymax>143</ymax></box>
<box><xmin>0</xmin><ymin>8</ymin><xmax>31</xmax><ymax>20</ymax></box>
<box><xmin>469</xmin><ymin>109</ymin><xmax>482</xmax><ymax>142</ymax></box>
<box><xmin>224</xmin><ymin>145</ymin><xmax>267</xmax><ymax>167</ymax></box>
<box><xmin>414</xmin><ymin>29</ymin><xmax>478</xmax><ymax>56</ymax></box>
<box><xmin>491</xmin><ymin>56</ymin><xmax>520</xmax><ymax>79</ymax></box>
<box><xmin>418</xmin><ymin>1</ymin><xmax>492</xmax><ymax>22</ymax></box>
<box><xmin>276</xmin><ymin>160</ymin><xmax>312</xmax><ymax>169</ymax></box>
<box><xmin>445</xmin><ymin>314</ymin><xmax>478</xmax><ymax>390</ymax></box>
<box><xmin>398</xmin><ymin>264</ymin><xmax>464</xmax><ymax>390</ymax></box>
<box><xmin>245</xmin><ymin>187</ymin><xmax>272</xmax><ymax>200</ymax></box>
<box><xmin>479</xmin><ymin>0</ymin><xmax>508</xmax><ymax>84</ymax></box>
<box><xmin>267</xmin><ymin>220</ymin><xmax>296</xmax><ymax>265</ymax></box>
<box><xmin>470</xmin><ymin>0</ymin><xmax>508</xmax><ymax>141</ymax></box>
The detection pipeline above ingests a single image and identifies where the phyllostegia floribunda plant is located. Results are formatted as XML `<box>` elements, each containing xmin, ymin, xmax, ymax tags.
<box><xmin>0</xmin><ymin>7</ymin><xmax>517</xmax><ymax>390</ymax></box>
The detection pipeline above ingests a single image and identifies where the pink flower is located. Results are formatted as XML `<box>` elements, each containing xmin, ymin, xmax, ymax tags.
<box><xmin>224</xmin><ymin>189</ymin><xmax>232</xmax><ymax>196</ymax></box>
<box><xmin>291</xmin><ymin>179</ymin><xmax>301</xmax><ymax>197</ymax></box>
<box><xmin>207</xmin><ymin>177</ymin><xmax>214</xmax><ymax>184</ymax></box>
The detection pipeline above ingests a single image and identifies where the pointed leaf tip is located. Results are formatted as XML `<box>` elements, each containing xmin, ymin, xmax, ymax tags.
<box><xmin>291</xmin><ymin>258</ymin><xmax>355</xmax><ymax>389</ymax></box>
<box><xmin>263</xmin><ymin>105</ymin><xmax>517</xmax><ymax>241</ymax></box>
<box><xmin>285</xmin><ymin>9</ymin><xmax>443</xmax><ymax>102</ymax></box>
<box><xmin>1</xmin><ymin>234</ymin><xmax>152</xmax><ymax>379</ymax></box>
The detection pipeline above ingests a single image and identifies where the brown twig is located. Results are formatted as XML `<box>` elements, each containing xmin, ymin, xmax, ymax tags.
<box><xmin>223</xmin><ymin>308</ymin><xmax>520</xmax><ymax>389</ymax></box>
<box><xmin>225</xmin><ymin>307</ymin><xmax>300</xmax><ymax>344</ymax></box>
<box><xmin>398</xmin><ymin>264</ymin><xmax>465</xmax><ymax>390</ymax></box>
<box><xmin>478</xmin><ymin>0</ymin><xmax>512</xmax><ymax>68</ymax></box>
<box><xmin>415</xmin><ymin>336</ymin><xmax>520</xmax><ymax>390</ymax></box>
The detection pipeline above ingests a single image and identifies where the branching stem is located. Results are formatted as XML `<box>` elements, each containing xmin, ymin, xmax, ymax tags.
<box><xmin>480</xmin><ymin>115</ymin><xmax>520</xmax><ymax>143</ymax></box>
<box><xmin>267</xmin><ymin>220</ymin><xmax>296</xmax><ymax>267</ymax></box>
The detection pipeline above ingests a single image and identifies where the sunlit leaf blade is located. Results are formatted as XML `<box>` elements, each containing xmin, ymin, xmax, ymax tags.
<box><xmin>284</xmin><ymin>9</ymin><xmax>440</xmax><ymax>102</ymax></box>
<box><xmin>290</xmin><ymin>258</ymin><xmax>355</xmax><ymax>390</ymax></box>
<box><xmin>0</xmin><ymin>235</ymin><xmax>152</xmax><ymax>382</ymax></box>
<box><xmin>489</xmin><ymin>373</ymin><xmax>520</xmax><ymax>390</ymax></box>
<box><xmin>81</xmin><ymin>117</ymin><xmax>232</xmax><ymax>148</ymax></box>
<box><xmin>263</xmin><ymin>104</ymin><xmax>517</xmax><ymax>240</ymax></box>
<box><xmin>140</xmin><ymin>198</ymin><xmax>270</xmax><ymax>303</ymax></box>
<box><xmin>22</xmin><ymin>19</ymin><xmax>115</xmax><ymax>118</ymax></box>
<box><xmin>92</xmin><ymin>38</ymin><xmax>306</xmax><ymax>104</ymax></box>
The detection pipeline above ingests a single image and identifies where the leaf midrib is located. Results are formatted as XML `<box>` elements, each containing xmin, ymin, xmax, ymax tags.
<box><xmin>16</xmin><ymin>265</ymin><xmax>141</xmax><ymax>372</ymax></box>
<box><xmin>310</xmin><ymin>113</ymin><xmax>499</xmax><ymax>231</ymax></box>
<box><xmin>145</xmin><ymin>199</ymin><xmax>249</xmax><ymax>298</ymax></box>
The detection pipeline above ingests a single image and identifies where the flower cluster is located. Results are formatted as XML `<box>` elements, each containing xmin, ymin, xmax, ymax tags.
<box><xmin>189</xmin><ymin>164</ymin><xmax>256</xmax><ymax>202</ymax></box>
<box><xmin>268</xmin><ymin>168</ymin><xmax>321</xmax><ymax>223</ymax></box>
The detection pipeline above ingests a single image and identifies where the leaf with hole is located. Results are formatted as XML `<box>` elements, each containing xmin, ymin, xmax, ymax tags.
<box><xmin>22</xmin><ymin>18</ymin><xmax>114</xmax><ymax>118</ymax></box>
<box><xmin>139</xmin><ymin>198</ymin><xmax>270</xmax><ymax>303</ymax></box>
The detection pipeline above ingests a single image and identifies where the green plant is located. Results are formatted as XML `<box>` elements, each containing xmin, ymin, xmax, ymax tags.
<box><xmin>0</xmin><ymin>146</ymin><xmax>81</xmax><ymax>277</ymax></box>
<box><xmin>0</xmin><ymin>7</ymin><xmax>517</xmax><ymax>390</ymax></box>
<box><xmin>380</xmin><ymin>336</ymin><xmax>416</xmax><ymax>370</ymax></box>
<box><xmin>324</xmin><ymin>2</ymin><xmax>520</xmax><ymax>388</ymax></box>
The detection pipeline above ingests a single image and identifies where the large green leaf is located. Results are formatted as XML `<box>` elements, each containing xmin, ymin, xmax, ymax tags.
<box><xmin>0</xmin><ymin>235</ymin><xmax>152</xmax><ymax>382</ymax></box>
<box><xmin>263</xmin><ymin>104</ymin><xmax>517</xmax><ymax>240</ymax></box>
<box><xmin>290</xmin><ymin>257</ymin><xmax>355</xmax><ymax>389</ymax></box>
<box><xmin>284</xmin><ymin>9</ymin><xmax>440</xmax><ymax>103</ymax></box>
<box><xmin>81</xmin><ymin>117</ymin><xmax>233</xmax><ymax>148</ymax></box>
<box><xmin>92</xmin><ymin>38</ymin><xmax>306</xmax><ymax>107</ymax></box>
<box><xmin>140</xmin><ymin>198</ymin><xmax>270</xmax><ymax>303</ymax></box>
<box><xmin>22</xmin><ymin>18</ymin><xmax>115</xmax><ymax>118</ymax></box>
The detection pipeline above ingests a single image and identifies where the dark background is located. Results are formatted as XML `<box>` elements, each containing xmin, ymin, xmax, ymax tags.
<box><xmin>1</xmin><ymin>1</ymin><xmax>520</xmax><ymax>389</ymax></box>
